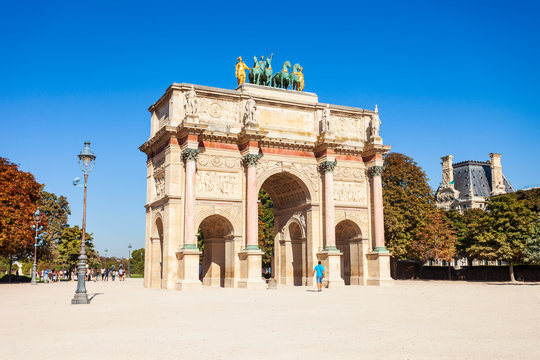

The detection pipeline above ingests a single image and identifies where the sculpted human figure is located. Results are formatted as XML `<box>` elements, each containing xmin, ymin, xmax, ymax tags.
<box><xmin>243</xmin><ymin>94</ymin><xmax>257</xmax><ymax>128</ymax></box>
<box><xmin>297</xmin><ymin>66</ymin><xmax>305</xmax><ymax>92</ymax></box>
<box><xmin>370</xmin><ymin>105</ymin><xmax>381</xmax><ymax>138</ymax></box>
<box><xmin>322</xmin><ymin>104</ymin><xmax>331</xmax><ymax>133</ymax></box>
<box><xmin>235</xmin><ymin>56</ymin><xmax>250</xmax><ymax>85</ymax></box>
<box><xmin>184</xmin><ymin>86</ymin><xmax>198</xmax><ymax>116</ymax></box>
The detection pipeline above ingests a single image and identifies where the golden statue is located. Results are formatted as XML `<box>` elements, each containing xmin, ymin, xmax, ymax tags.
<box><xmin>297</xmin><ymin>66</ymin><xmax>305</xmax><ymax>92</ymax></box>
<box><xmin>235</xmin><ymin>56</ymin><xmax>250</xmax><ymax>85</ymax></box>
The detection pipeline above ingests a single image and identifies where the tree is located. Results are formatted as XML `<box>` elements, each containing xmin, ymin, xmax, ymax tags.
<box><xmin>38</xmin><ymin>191</ymin><xmax>71</xmax><ymax>265</ymax></box>
<box><xmin>129</xmin><ymin>248</ymin><xmax>145</xmax><ymax>275</ymax></box>
<box><xmin>523</xmin><ymin>214</ymin><xmax>540</xmax><ymax>265</ymax></box>
<box><xmin>467</xmin><ymin>195</ymin><xmax>535</xmax><ymax>281</ymax></box>
<box><xmin>382</xmin><ymin>153</ymin><xmax>435</xmax><ymax>260</ymax></box>
<box><xmin>412</xmin><ymin>210</ymin><xmax>457</xmax><ymax>279</ymax></box>
<box><xmin>0</xmin><ymin>157</ymin><xmax>44</xmax><ymax>278</ymax></box>
<box><xmin>258</xmin><ymin>189</ymin><xmax>274</xmax><ymax>269</ymax></box>
<box><xmin>56</xmin><ymin>226</ymin><xmax>98</xmax><ymax>274</ymax></box>
<box><xmin>445</xmin><ymin>208</ymin><xmax>484</xmax><ymax>264</ymax></box>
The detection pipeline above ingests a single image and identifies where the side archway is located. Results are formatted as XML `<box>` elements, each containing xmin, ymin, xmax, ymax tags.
<box><xmin>198</xmin><ymin>214</ymin><xmax>235</xmax><ymax>287</ymax></box>
<box><xmin>335</xmin><ymin>220</ymin><xmax>363</xmax><ymax>285</ymax></box>
<box><xmin>150</xmin><ymin>215</ymin><xmax>164</xmax><ymax>288</ymax></box>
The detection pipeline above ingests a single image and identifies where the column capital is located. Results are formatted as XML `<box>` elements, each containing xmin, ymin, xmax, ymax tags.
<box><xmin>181</xmin><ymin>148</ymin><xmax>200</xmax><ymax>162</ymax></box>
<box><xmin>368</xmin><ymin>165</ymin><xmax>385</xmax><ymax>177</ymax></box>
<box><xmin>318</xmin><ymin>160</ymin><xmax>337</xmax><ymax>173</ymax></box>
<box><xmin>243</xmin><ymin>153</ymin><xmax>262</xmax><ymax>167</ymax></box>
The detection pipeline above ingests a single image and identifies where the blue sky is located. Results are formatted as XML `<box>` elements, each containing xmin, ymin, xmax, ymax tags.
<box><xmin>1</xmin><ymin>0</ymin><xmax>539</xmax><ymax>257</ymax></box>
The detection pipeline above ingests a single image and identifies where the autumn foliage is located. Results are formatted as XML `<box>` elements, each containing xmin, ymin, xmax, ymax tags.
<box><xmin>0</xmin><ymin>157</ymin><xmax>44</xmax><ymax>263</ymax></box>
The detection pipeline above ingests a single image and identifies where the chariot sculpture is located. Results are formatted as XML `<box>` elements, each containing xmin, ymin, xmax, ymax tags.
<box><xmin>236</xmin><ymin>54</ymin><xmax>305</xmax><ymax>92</ymax></box>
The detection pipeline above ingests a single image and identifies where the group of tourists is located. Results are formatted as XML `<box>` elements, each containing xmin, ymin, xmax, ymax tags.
<box><xmin>38</xmin><ymin>269</ymin><xmax>68</xmax><ymax>282</ymax></box>
<box><xmin>85</xmin><ymin>265</ymin><xmax>127</xmax><ymax>281</ymax></box>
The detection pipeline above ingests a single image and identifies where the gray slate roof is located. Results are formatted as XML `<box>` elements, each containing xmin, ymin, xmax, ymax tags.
<box><xmin>452</xmin><ymin>160</ymin><xmax>515</xmax><ymax>198</ymax></box>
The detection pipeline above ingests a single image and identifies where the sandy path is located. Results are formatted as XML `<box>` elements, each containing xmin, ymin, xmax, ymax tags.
<box><xmin>1</xmin><ymin>279</ymin><xmax>539</xmax><ymax>359</ymax></box>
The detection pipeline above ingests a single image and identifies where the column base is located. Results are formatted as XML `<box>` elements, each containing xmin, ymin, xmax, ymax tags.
<box><xmin>238</xmin><ymin>249</ymin><xmax>265</xmax><ymax>289</ymax></box>
<box><xmin>175</xmin><ymin>248</ymin><xmax>202</xmax><ymax>290</ymax></box>
<box><xmin>317</xmin><ymin>250</ymin><xmax>345</xmax><ymax>288</ymax></box>
<box><xmin>366</xmin><ymin>251</ymin><xmax>394</xmax><ymax>287</ymax></box>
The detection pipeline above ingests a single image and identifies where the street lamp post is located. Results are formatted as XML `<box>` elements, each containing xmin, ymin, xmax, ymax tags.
<box><xmin>31</xmin><ymin>208</ymin><xmax>43</xmax><ymax>285</ymax></box>
<box><xmin>71</xmin><ymin>141</ymin><xmax>96</xmax><ymax>305</ymax></box>
<box><xmin>128</xmin><ymin>243</ymin><xmax>132</xmax><ymax>278</ymax></box>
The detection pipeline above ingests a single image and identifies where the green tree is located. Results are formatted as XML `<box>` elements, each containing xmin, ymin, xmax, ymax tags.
<box><xmin>56</xmin><ymin>226</ymin><xmax>98</xmax><ymax>274</ymax></box>
<box><xmin>445</xmin><ymin>208</ymin><xmax>484</xmax><ymax>264</ymax></box>
<box><xmin>523</xmin><ymin>214</ymin><xmax>540</xmax><ymax>265</ymax></box>
<box><xmin>258</xmin><ymin>189</ymin><xmax>274</xmax><ymax>269</ymax></box>
<box><xmin>38</xmin><ymin>191</ymin><xmax>71</xmax><ymax>265</ymax></box>
<box><xmin>382</xmin><ymin>153</ymin><xmax>435</xmax><ymax>260</ymax></box>
<box><xmin>0</xmin><ymin>157</ymin><xmax>44</xmax><ymax>279</ymax></box>
<box><xmin>129</xmin><ymin>248</ymin><xmax>145</xmax><ymax>274</ymax></box>
<box><xmin>412</xmin><ymin>210</ymin><xmax>457</xmax><ymax>279</ymax></box>
<box><xmin>467</xmin><ymin>195</ymin><xmax>535</xmax><ymax>281</ymax></box>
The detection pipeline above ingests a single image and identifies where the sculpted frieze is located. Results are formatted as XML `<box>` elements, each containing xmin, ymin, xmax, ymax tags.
<box><xmin>152</xmin><ymin>153</ymin><xmax>166</xmax><ymax>176</ymax></box>
<box><xmin>154</xmin><ymin>175</ymin><xmax>165</xmax><ymax>200</ymax></box>
<box><xmin>333</xmin><ymin>166</ymin><xmax>365</xmax><ymax>180</ymax></box>
<box><xmin>197</xmin><ymin>97</ymin><xmax>241</xmax><ymax>125</ymax></box>
<box><xmin>196</xmin><ymin>171</ymin><xmax>241</xmax><ymax>197</ymax></box>
<box><xmin>334</xmin><ymin>181</ymin><xmax>366</xmax><ymax>204</ymax></box>
<box><xmin>332</xmin><ymin>115</ymin><xmax>365</xmax><ymax>141</ymax></box>
<box><xmin>197</xmin><ymin>154</ymin><xmax>242</xmax><ymax>169</ymax></box>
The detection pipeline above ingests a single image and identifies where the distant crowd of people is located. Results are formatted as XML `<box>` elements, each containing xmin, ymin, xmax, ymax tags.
<box><xmin>38</xmin><ymin>269</ymin><xmax>68</xmax><ymax>282</ymax></box>
<box><xmin>87</xmin><ymin>265</ymin><xmax>127</xmax><ymax>281</ymax></box>
<box><xmin>38</xmin><ymin>264</ymin><xmax>128</xmax><ymax>282</ymax></box>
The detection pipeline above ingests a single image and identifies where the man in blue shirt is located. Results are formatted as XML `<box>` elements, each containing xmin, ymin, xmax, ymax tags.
<box><xmin>313</xmin><ymin>261</ymin><xmax>325</xmax><ymax>292</ymax></box>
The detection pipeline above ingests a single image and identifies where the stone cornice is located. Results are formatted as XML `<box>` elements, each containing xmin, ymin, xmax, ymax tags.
<box><xmin>139</xmin><ymin>126</ymin><xmax>177</xmax><ymax>156</ymax></box>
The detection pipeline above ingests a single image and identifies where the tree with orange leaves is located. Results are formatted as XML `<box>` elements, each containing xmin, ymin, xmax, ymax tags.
<box><xmin>0</xmin><ymin>157</ymin><xmax>44</xmax><ymax>278</ymax></box>
<box><xmin>412</xmin><ymin>210</ymin><xmax>457</xmax><ymax>280</ymax></box>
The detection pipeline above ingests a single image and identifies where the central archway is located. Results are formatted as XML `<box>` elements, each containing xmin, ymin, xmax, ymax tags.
<box><xmin>259</xmin><ymin>171</ymin><xmax>313</xmax><ymax>286</ymax></box>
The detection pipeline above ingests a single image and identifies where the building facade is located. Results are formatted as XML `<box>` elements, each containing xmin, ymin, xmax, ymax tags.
<box><xmin>139</xmin><ymin>83</ymin><xmax>393</xmax><ymax>290</ymax></box>
<box><xmin>436</xmin><ymin>153</ymin><xmax>515</xmax><ymax>212</ymax></box>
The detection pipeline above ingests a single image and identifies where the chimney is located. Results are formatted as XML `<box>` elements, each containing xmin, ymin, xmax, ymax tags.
<box><xmin>489</xmin><ymin>153</ymin><xmax>504</xmax><ymax>195</ymax></box>
<box><xmin>441</xmin><ymin>155</ymin><xmax>454</xmax><ymax>187</ymax></box>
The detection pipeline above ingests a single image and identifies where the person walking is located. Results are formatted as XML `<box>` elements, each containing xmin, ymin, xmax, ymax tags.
<box><xmin>312</xmin><ymin>261</ymin><xmax>325</xmax><ymax>292</ymax></box>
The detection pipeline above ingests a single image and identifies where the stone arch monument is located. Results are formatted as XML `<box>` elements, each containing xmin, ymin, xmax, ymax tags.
<box><xmin>139</xmin><ymin>83</ymin><xmax>393</xmax><ymax>290</ymax></box>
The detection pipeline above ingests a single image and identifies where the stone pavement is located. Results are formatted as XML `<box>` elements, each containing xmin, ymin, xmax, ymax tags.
<box><xmin>1</xmin><ymin>279</ymin><xmax>539</xmax><ymax>359</ymax></box>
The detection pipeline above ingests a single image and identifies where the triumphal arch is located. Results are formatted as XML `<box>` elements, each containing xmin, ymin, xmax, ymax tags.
<box><xmin>139</xmin><ymin>80</ymin><xmax>393</xmax><ymax>290</ymax></box>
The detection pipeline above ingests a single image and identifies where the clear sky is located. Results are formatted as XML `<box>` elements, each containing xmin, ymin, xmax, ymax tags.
<box><xmin>1</xmin><ymin>0</ymin><xmax>539</xmax><ymax>257</ymax></box>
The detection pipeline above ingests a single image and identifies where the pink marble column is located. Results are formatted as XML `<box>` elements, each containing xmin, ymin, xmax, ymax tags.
<box><xmin>369</xmin><ymin>166</ymin><xmax>387</xmax><ymax>251</ymax></box>
<box><xmin>244</xmin><ymin>153</ymin><xmax>261</xmax><ymax>249</ymax></box>
<box><xmin>320</xmin><ymin>161</ymin><xmax>337</xmax><ymax>251</ymax></box>
<box><xmin>182</xmin><ymin>148</ymin><xmax>199</xmax><ymax>248</ymax></box>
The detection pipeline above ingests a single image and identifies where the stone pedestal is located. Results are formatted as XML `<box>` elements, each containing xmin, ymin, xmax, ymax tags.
<box><xmin>317</xmin><ymin>251</ymin><xmax>345</xmax><ymax>288</ymax></box>
<box><xmin>175</xmin><ymin>248</ymin><xmax>202</xmax><ymax>290</ymax></box>
<box><xmin>237</xmin><ymin>249</ymin><xmax>265</xmax><ymax>289</ymax></box>
<box><xmin>366</xmin><ymin>251</ymin><xmax>393</xmax><ymax>286</ymax></box>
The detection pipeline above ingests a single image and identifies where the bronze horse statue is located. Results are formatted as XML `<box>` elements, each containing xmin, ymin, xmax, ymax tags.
<box><xmin>271</xmin><ymin>60</ymin><xmax>291</xmax><ymax>89</ymax></box>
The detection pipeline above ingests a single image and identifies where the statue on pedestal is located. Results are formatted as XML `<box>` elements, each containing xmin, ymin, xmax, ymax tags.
<box><xmin>370</xmin><ymin>105</ymin><xmax>381</xmax><ymax>139</ymax></box>
<box><xmin>243</xmin><ymin>95</ymin><xmax>258</xmax><ymax>129</ymax></box>
<box><xmin>322</xmin><ymin>104</ymin><xmax>332</xmax><ymax>134</ymax></box>
<box><xmin>184</xmin><ymin>86</ymin><xmax>198</xmax><ymax>116</ymax></box>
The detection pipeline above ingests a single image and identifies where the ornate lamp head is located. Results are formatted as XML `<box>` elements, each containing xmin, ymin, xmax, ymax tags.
<box><xmin>78</xmin><ymin>141</ymin><xmax>96</xmax><ymax>173</ymax></box>
<box><xmin>33</xmin><ymin>207</ymin><xmax>42</xmax><ymax>223</ymax></box>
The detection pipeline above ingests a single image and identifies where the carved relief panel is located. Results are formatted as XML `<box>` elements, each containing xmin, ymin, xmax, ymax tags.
<box><xmin>196</xmin><ymin>171</ymin><xmax>241</xmax><ymax>198</ymax></box>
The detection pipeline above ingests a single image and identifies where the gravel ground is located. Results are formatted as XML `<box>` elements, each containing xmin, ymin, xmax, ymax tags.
<box><xmin>1</xmin><ymin>278</ymin><xmax>539</xmax><ymax>359</ymax></box>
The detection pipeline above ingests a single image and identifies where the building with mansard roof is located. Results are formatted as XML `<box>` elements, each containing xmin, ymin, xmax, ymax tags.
<box><xmin>435</xmin><ymin>153</ymin><xmax>515</xmax><ymax>212</ymax></box>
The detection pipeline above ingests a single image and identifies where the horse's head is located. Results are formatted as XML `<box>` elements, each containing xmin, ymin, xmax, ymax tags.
<box><xmin>292</xmin><ymin>63</ymin><xmax>301</xmax><ymax>72</ymax></box>
<box><xmin>253</xmin><ymin>56</ymin><xmax>258</xmax><ymax>65</ymax></box>
<box><xmin>283</xmin><ymin>60</ymin><xmax>291</xmax><ymax>70</ymax></box>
